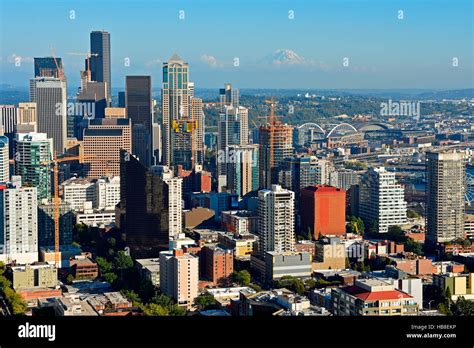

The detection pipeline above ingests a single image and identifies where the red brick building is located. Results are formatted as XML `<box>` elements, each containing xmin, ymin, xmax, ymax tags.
<box><xmin>201</xmin><ymin>245</ymin><xmax>233</xmax><ymax>286</ymax></box>
<box><xmin>301</xmin><ymin>185</ymin><xmax>346</xmax><ymax>238</ymax></box>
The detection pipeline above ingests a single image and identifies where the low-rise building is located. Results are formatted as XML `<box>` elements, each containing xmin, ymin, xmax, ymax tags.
<box><xmin>313</xmin><ymin>237</ymin><xmax>346</xmax><ymax>271</ymax></box>
<box><xmin>332</xmin><ymin>279</ymin><xmax>418</xmax><ymax>316</ymax></box>
<box><xmin>221</xmin><ymin>210</ymin><xmax>258</xmax><ymax>235</ymax></box>
<box><xmin>11</xmin><ymin>263</ymin><xmax>58</xmax><ymax>290</ymax></box>
<box><xmin>135</xmin><ymin>258</ymin><xmax>160</xmax><ymax>286</ymax></box>
<box><xmin>217</xmin><ymin>232</ymin><xmax>256</xmax><ymax>257</ymax></box>
<box><xmin>433</xmin><ymin>273</ymin><xmax>474</xmax><ymax>301</ymax></box>
<box><xmin>265</xmin><ymin>251</ymin><xmax>312</xmax><ymax>284</ymax></box>
<box><xmin>69</xmin><ymin>254</ymin><xmax>99</xmax><ymax>280</ymax></box>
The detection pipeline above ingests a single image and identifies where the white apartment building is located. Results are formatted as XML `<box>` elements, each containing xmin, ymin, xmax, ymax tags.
<box><xmin>151</xmin><ymin>166</ymin><xmax>183</xmax><ymax>239</ymax></box>
<box><xmin>159</xmin><ymin>249</ymin><xmax>199</xmax><ymax>308</ymax></box>
<box><xmin>61</xmin><ymin>176</ymin><xmax>121</xmax><ymax>212</ymax></box>
<box><xmin>0</xmin><ymin>184</ymin><xmax>38</xmax><ymax>264</ymax></box>
<box><xmin>359</xmin><ymin>167</ymin><xmax>407</xmax><ymax>233</ymax></box>
<box><xmin>258</xmin><ymin>184</ymin><xmax>295</xmax><ymax>256</ymax></box>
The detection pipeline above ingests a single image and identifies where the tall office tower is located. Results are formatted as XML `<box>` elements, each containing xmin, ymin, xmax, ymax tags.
<box><xmin>226</xmin><ymin>144</ymin><xmax>259</xmax><ymax>197</ymax></box>
<box><xmin>257</xmin><ymin>184</ymin><xmax>295</xmax><ymax>256</ymax></box>
<box><xmin>34</xmin><ymin>57</ymin><xmax>63</xmax><ymax>78</ymax></box>
<box><xmin>126</xmin><ymin>76</ymin><xmax>152</xmax><ymax>167</ymax></box>
<box><xmin>301</xmin><ymin>185</ymin><xmax>346</xmax><ymax>238</ymax></box>
<box><xmin>359</xmin><ymin>167</ymin><xmax>407</xmax><ymax>233</ymax></box>
<box><xmin>279</xmin><ymin>155</ymin><xmax>319</xmax><ymax>201</ymax></box>
<box><xmin>0</xmin><ymin>132</ymin><xmax>8</xmax><ymax>182</ymax></box>
<box><xmin>14</xmin><ymin>132</ymin><xmax>53</xmax><ymax>201</ymax></box>
<box><xmin>90</xmin><ymin>31</ymin><xmax>111</xmax><ymax>104</ymax></box>
<box><xmin>37</xmin><ymin>201</ymin><xmax>74</xmax><ymax>248</ymax></box>
<box><xmin>190</xmin><ymin>97</ymin><xmax>205</xmax><ymax>166</ymax></box>
<box><xmin>83</xmin><ymin>119</ymin><xmax>132</xmax><ymax>178</ymax></box>
<box><xmin>0</xmin><ymin>105</ymin><xmax>18</xmax><ymax>134</ymax></box>
<box><xmin>17</xmin><ymin>102</ymin><xmax>37</xmax><ymax>132</ymax></box>
<box><xmin>151</xmin><ymin>166</ymin><xmax>183</xmax><ymax>239</ymax></box>
<box><xmin>159</xmin><ymin>249</ymin><xmax>199</xmax><ymax>308</ymax></box>
<box><xmin>426</xmin><ymin>152</ymin><xmax>465</xmax><ymax>243</ymax></box>
<box><xmin>152</xmin><ymin>123</ymin><xmax>162</xmax><ymax>165</ymax></box>
<box><xmin>119</xmin><ymin>151</ymin><xmax>170</xmax><ymax>258</ymax></box>
<box><xmin>219</xmin><ymin>83</ymin><xmax>239</xmax><ymax>111</ymax></box>
<box><xmin>259</xmin><ymin>122</ymin><xmax>293</xmax><ymax>189</ymax></box>
<box><xmin>161</xmin><ymin>54</ymin><xmax>204</xmax><ymax>170</ymax></box>
<box><xmin>216</xmin><ymin>105</ymin><xmax>249</xmax><ymax>191</ymax></box>
<box><xmin>118</xmin><ymin>91</ymin><xmax>125</xmax><ymax>108</ymax></box>
<box><xmin>33</xmin><ymin>77</ymin><xmax>67</xmax><ymax>155</ymax></box>
<box><xmin>77</xmin><ymin>81</ymin><xmax>107</xmax><ymax>118</ymax></box>
<box><xmin>0</xmin><ymin>182</ymin><xmax>38</xmax><ymax>264</ymax></box>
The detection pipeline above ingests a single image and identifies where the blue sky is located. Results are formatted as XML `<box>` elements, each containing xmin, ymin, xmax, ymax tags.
<box><xmin>0</xmin><ymin>0</ymin><xmax>472</xmax><ymax>89</ymax></box>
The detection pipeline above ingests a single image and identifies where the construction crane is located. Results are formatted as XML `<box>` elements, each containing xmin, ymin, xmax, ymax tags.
<box><xmin>50</xmin><ymin>47</ymin><xmax>64</xmax><ymax>81</ymax></box>
<box><xmin>67</xmin><ymin>51</ymin><xmax>98</xmax><ymax>82</ymax></box>
<box><xmin>41</xmin><ymin>154</ymin><xmax>95</xmax><ymax>267</ymax></box>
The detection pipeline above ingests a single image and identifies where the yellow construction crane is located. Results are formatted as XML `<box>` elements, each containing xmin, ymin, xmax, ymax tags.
<box><xmin>67</xmin><ymin>51</ymin><xmax>99</xmax><ymax>82</ymax></box>
<box><xmin>41</xmin><ymin>154</ymin><xmax>95</xmax><ymax>267</ymax></box>
<box><xmin>50</xmin><ymin>47</ymin><xmax>64</xmax><ymax>81</ymax></box>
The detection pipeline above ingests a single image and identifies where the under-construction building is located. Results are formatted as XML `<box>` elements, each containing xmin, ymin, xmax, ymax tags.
<box><xmin>258</xmin><ymin>102</ymin><xmax>293</xmax><ymax>189</ymax></box>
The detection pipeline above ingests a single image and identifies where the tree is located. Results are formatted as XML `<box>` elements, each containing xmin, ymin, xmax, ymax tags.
<box><xmin>170</xmin><ymin>304</ymin><xmax>186</xmax><ymax>316</ymax></box>
<box><xmin>407</xmin><ymin>210</ymin><xmax>420</xmax><ymax>219</ymax></box>
<box><xmin>141</xmin><ymin>303</ymin><xmax>169</xmax><ymax>316</ymax></box>
<box><xmin>103</xmin><ymin>272</ymin><xmax>118</xmax><ymax>285</ymax></box>
<box><xmin>233</xmin><ymin>270</ymin><xmax>251</xmax><ymax>286</ymax></box>
<box><xmin>66</xmin><ymin>274</ymin><xmax>75</xmax><ymax>284</ymax></box>
<box><xmin>152</xmin><ymin>294</ymin><xmax>173</xmax><ymax>308</ymax></box>
<box><xmin>114</xmin><ymin>251</ymin><xmax>133</xmax><ymax>280</ymax></box>
<box><xmin>96</xmin><ymin>257</ymin><xmax>113</xmax><ymax>274</ymax></box>
<box><xmin>405</xmin><ymin>238</ymin><xmax>423</xmax><ymax>255</ymax></box>
<box><xmin>195</xmin><ymin>294</ymin><xmax>216</xmax><ymax>310</ymax></box>
<box><xmin>121</xmin><ymin>290</ymin><xmax>141</xmax><ymax>306</ymax></box>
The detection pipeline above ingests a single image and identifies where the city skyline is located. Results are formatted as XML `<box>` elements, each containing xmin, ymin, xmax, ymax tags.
<box><xmin>0</xmin><ymin>0</ymin><xmax>473</xmax><ymax>89</ymax></box>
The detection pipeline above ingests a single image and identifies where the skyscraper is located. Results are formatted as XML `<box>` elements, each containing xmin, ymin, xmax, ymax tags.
<box><xmin>216</xmin><ymin>101</ymin><xmax>249</xmax><ymax>190</ymax></box>
<box><xmin>0</xmin><ymin>105</ymin><xmax>18</xmax><ymax>134</ymax></box>
<box><xmin>119</xmin><ymin>151</ymin><xmax>170</xmax><ymax>258</ymax></box>
<box><xmin>33</xmin><ymin>77</ymin><xmax>67</xmax><ymax>154</ymax></box>
<box><xmin>226</xmin><ymin>144</ymin><xmax>259</xmax><ymax>197</ymax></box>
<box><xmin>161</xmin><ymin>54</ymin><xmax>204</xmax><ymax>170</ymax></box>
<box><xmin>0</xmin><ymin>182</ymin><xmax>38</xmax><ymax>264</ymax></box>
<box><xmin>0</xmin><ymin>132</ymin><xmax>8</xmax><ymax>182</ymax></box>
<box><xmin>126</xmin><ymin>76</ymin><xmax>152</xmax><ymax>167</ymax></box>
<box><xmin>83</xmin><ymin>118</ymin><xmax>132</xmax><ymax>178</ymax></box>
<box><xmin>359</xmin><ymin>167</ymin><xmax>407</xmax><ymax>233</ymax></box>
<box><xmin>257</xmin><ymin>184</ymin><xmax>295</xmax><ymax>256</ymax></box>
<box><xmin>219</xmin><ymin>83</ymin><xmax>239</xmax><ymax>111</ymax></box>
<box><xmin>426</xmin><ymin>151</ymin><xmax>465</xmax><ymax>243</ymax></box>
<box><xmin>14</xmin><ymin>132</ymin><xmax>53</xmax><ymax>201</ymax></box>
<box><xmin>90</xmin><ymin>31</ymin><xmax>111</xmax><ymax>104</ymax></box>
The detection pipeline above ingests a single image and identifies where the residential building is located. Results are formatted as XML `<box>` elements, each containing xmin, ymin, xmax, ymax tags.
<box><xmin>257</xmin><ymin>185</ymin><xmax>295</xmax><ymax>256</ymax></box>
<box><xmin>201</xmin><ymin>245</ymin><xmax>234</xmax><ymax>286</ymax></box>
<box><xmin>14</xmin><ymin>132</ymin><xmax>52</xmax><ymax>200</ymax></box>
<box><xmin>160</xmin><ymin>249</ymin><xmax>199</xmax><ymax>308</ymax></box>
<box><xmin>221</xmin><ymin>210</ymin><xmax>258</xmax><ymax>235</ymax></box>
<box><xmin>301</xmin><ymin>185</ymin><xmax>346</xmax><ymax>238</ymax></box>
<box><xmin>0</xmin><ymin>183</ymin><xmax>38</xmax><ymax>264</ymax></box>
<box><xmin>38</xmin><ymin>201</ymin><xmax>74</xmax><ymax>248</ymax></box>
<box><xmin>359</xmin><ymin>167</ymin><xmax>407</xmax><ymax>233</ymax></box>
<box><xmin>11</xmin><ymin>263</ymin><xmax>58</xmax><ymax>290</ymax></box>
<box><xmin>135</xmin><ymin>258</ymin><xmax>160</xmax><ymax>286</ymax></box>
<box><xmin>433</xmin><ymin>273</ymin><xmax>474</xmax><ymax>301</ymax></box>
<box><xmin>426</xmin><ymin>151</ymin><xmax>465</xmax><ymax>243</ymax></box>
<box><xmin>332</xmin><ymin>279</ymin><xmax>419</xmax><ymax>316</ymax></box>
<box><xmin>226</xmin><ymin>144</ymin><xmax>259</xmax><ymax>197</ymax></box>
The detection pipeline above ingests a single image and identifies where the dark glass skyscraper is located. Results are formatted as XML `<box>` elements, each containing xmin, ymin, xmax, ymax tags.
<box><xmin>126</xmin><ymin>76</ymin><xmax>152</xmax><ymax>167</ymax></box>
<box><xmin>90</xmin><ymin>31</ymin><xmax>111</xmax><ymax>105</ymax></box>
<box><xmin>119</xmin><ymin>150</ymin><xmax>170</xmax><ymax>259</ymax></box>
